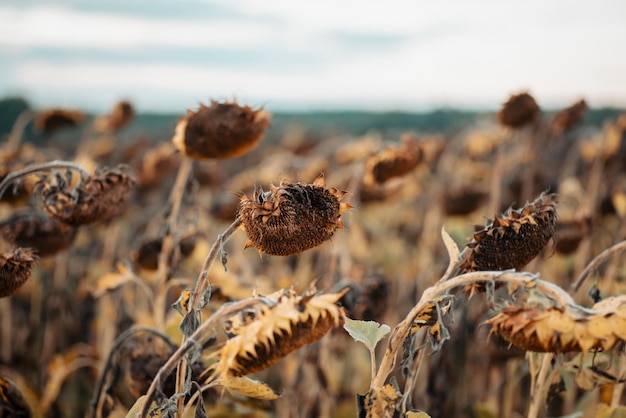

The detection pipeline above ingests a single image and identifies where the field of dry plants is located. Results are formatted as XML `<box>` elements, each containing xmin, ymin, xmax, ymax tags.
<box><xmin>0</xmin><ymin>93</ymin><xmax>626</xmax><ymax>418</ymax></box>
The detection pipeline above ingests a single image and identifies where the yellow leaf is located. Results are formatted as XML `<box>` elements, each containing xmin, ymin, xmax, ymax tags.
<box><xmin>92</xmin><ymin>262</ymin><xmax>135</xmax><ymax>297</ymax></box>
<box><xmin>219</xmin><ymin>375</ymin><xmax>281</xmax><ymax>400</ymax></box>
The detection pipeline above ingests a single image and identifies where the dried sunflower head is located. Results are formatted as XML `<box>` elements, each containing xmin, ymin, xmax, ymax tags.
<box><xmin>497</xmin><ymin>92</ymin><xmax>540</xmax><ymax>129</ymax></box>
<box><xmin>238</xmin><ymin>174</ymin><xmax>351</xmax><ymax>256</ymax></box>
<box><xmin>94</xmin><ymin>100</ymin><xmax>135</xmax><ymax>133</ymax></box>
<box><xmin>172</xmin><ymin>100</ymin><xmax>271</xmax><ymax>159</ymax></box>
<box><xmin>0</xmin><ymin>375</ymin><xmax>32</xmax><ymax>417</ymax></box>
<box><xmin>364</xmin><ymin>134</ymin><xmax>424</xmax><ymax>184</ymax></box>
<box><xmin>133</xmin><ymin>231</ymin><xmax>199</xmax><ymax>271</ymax></box>
<box><xmin>0</xmin><ymin>211</ymin><xmax>77</xmax><ymax>257</ymax></box>
<box><xmin>0</xmin><ymin>248</ymin><xmax>39</xmax><ymax>298</ymax></box>
<box><xmin>457</xmin><ymin>192</ymin><xmax>558</xmax><ymax>274</ymax></box>
<box><xmin>35</xmin><ymin>164</ymin><xmax>136</xmax><ymax>226</ymax></box>
<box><xmin>34</xmin><ymin>108</ymin><xmax>85</xmax><ymax>135</ymax></box>
<box><xmin>441</xmin><ymin>187</ymin><xmax>488</xmax><ymax>216</ymax></box>
<box><xmin>550</xmin><ymin>99</ymin><xmax>587</xmax><ymax>137</ymax></box>
<box><xmin>209</xmin><ymin>288</ymin><xmax>347</xmax><ymax>378</ymax></box>
<box><xmin>486</xmin><ymin>295</ymin><xmax>626</xmax><ymax>353</ymax></box>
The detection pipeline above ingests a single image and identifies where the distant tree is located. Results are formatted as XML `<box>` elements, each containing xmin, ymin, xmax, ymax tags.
<box><xmin>0</xmin><ymin>96</ymin><xmax>31</xmax><ymax>138</ymax></box>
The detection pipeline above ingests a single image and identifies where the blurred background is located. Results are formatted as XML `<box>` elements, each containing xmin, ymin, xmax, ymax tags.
<box><xmin>1</xmin><ymin>0</ymin><xmax>625</xmax><ymax>114</ymax></box>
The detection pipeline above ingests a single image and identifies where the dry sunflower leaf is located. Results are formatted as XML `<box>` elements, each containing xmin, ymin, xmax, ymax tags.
<box><xmin>218</xmin><ymin>375</ymin><xmax>281</xmax><ymax>400</ymax></box>
<box><xmin>91</xmin><ymin>262</ymin><xmax>135</xmax><ymax>298</ymax></box>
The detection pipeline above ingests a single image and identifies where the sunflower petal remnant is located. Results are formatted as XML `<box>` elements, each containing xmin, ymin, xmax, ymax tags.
<box><xmin>207</xmin><ymin>288</ymin><xmax>348</xmax><ymax>379</ymax></box>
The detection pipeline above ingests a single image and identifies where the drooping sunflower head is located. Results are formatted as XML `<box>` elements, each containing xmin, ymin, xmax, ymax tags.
<box><xmin>172</xmin><ymin>100</ymin><xmax>271</xmax><ymax>159</ymax></box>
<box><xmin>457</xmin><ymin>192</ymin><xmax>558</xmax><ymax>274</ymax></box>
<box><xmin>35</xmin><ymin>164</ymin><xmax>136</xmax><ymax>226</ymax></box>
<box><xmin>364</xmin><ymin>134</ymin><xmax>424</xmax><ymax>184</ymax></box>
<box><xmin>238</xmin><ymin>173</ymin><xmax>351</xmax><ymax>256</ymax></box>
<box><xmin>497</xmin><ymin>92</ymin><xmax>540</xmax><ymax>129</ymax></box>
<box><xmin>95</xmin><ymin>100</ymin><xmax>135</xmax><ymax>133</ymax></box>
<box><xmin>550</xmin><ymin>99</ymin><xmax>588</xmax><ymax>136</ymax></box>
<box><xmin>0</xmin><ymin>210</ymin><xmax>77</xmax><ymax>257</ymax></box>
<box><xmin>0</xmin><ymin>247</ymin><xmax>39</xmax><ymax>297</ymax></box>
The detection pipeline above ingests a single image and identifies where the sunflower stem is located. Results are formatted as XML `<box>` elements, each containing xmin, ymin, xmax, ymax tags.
<box><xmin>154</xmin><ymin>156</ymin><xmax>193</xmax><ymax>330</ymax></box>
<box><xmin>571</xmin><ymin>239</ymin><xmax>626</xmax><ymax>294</ymax></box>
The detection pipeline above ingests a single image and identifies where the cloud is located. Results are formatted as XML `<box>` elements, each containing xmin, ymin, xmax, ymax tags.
<box><xmin>1</xmin><ymin>0</ymin><xmax>626</xmax><ymax>111</ymax></box>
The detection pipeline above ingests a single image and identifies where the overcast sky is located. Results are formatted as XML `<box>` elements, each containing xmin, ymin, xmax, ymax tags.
<box><xmin>1</xmin><ymin>0</ymin><xmax>625</xmax><ymax>113</ymax></box>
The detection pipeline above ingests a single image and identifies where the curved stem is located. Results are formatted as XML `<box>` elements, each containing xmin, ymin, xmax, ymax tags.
<box><xmin>0</xmin><ymin>160</ymin><xmax>90</xmax><ymax>199</ymax></box>
<box><xmin>87</xmin><ymin>326</ymin><xmax>176</xmax><ymax>418</ymax></box>
<box><xmin>371</xmin><ymin>270</ymin><xmax>574</xmax><ymax>389</ymax></box>
<box><xmin>188</xmin><ymin>216</ymin><xmax>242</xmax><ymax>313</ymax></box>
<box><xmin>171</xmin><ymin>216</ymin><xmax>242</xmax><ymax>417</ymax></box>
<box><xmin>570</xmin><ymin>240</ymin><xmax>626</xmax><ymax>294</ymax></box>
<box><xmin>138</xmin><ymin>297</ymin><xmax>264</xmax><ymax>418</ymax></box>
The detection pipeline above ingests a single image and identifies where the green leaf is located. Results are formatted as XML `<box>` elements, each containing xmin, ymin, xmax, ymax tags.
<box><xmin>343</xmin><ymin>317</ymin><xmax>391</xmax><ymax>352</ymax></box>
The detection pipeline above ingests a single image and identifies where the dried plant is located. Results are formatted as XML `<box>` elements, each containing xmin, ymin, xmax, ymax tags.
<box><xmin>0</xmin><ymin>375</ymin><xmax>32</xmax><ymax>417</ymax></box>
<box><xmin>455</xmin><ymin>192</ymin><xmax>558</xmax><ymax>274</ymax></box>
<box><xmin>0</xmin><ymin>211</ymin><xmax>77</xmax><ymax>257</ymax></box>
<box><xmin>364</xmin><ymin>134</ymin><xmax>424</xmax><ymax>184</ymax></box>
<box><xmin>486</xmin><ymin>295</ymin><xmax>626</xmax><ymax>352</ymax></box>
<box><xmin>3</xmin><ymin>94</ymin><xmax>626</xmax><ymax>418</ymax></box>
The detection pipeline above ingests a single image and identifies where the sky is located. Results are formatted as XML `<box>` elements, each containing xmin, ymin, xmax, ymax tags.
<box><xmin>1</xmin><ymin>0</ymin><xmax>625</xmax><ymax>113</ymax></box>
